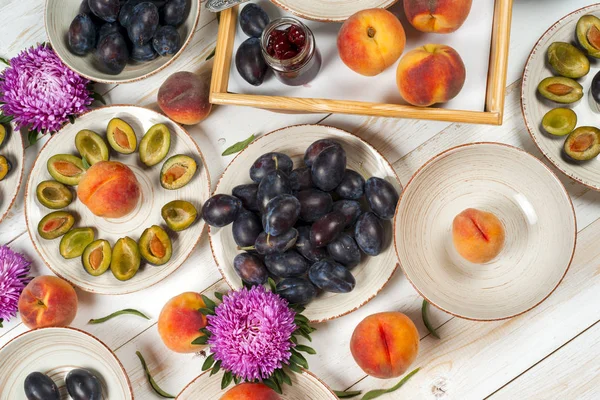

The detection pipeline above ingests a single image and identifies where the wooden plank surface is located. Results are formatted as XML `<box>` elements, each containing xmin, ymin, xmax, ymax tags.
<box><xmin>1</xmin><ymin>0</ymin><xmax>600</xmax><ymax>399</ymax></box>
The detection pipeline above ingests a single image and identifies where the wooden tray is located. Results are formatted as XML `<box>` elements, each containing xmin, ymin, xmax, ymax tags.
<box><xmin>210</xmin><ymin>0</ymin><xmax>513</xmax><ymax>125</ymax></box>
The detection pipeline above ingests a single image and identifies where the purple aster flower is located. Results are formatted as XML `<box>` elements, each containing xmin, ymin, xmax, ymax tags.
<box><xmin>0</xmin><ymin>246</ymin><xmax>31</xmax><ymax>326</ymax></box>
<box><xmin>207</xmin><ymin>286</ymin><xmax>297</xmax><ymax>381</ymax></box>
<box><xmin>0</xmin><ymin>43</ymin><xmax>93</xmax><ymax>133</ymax></box>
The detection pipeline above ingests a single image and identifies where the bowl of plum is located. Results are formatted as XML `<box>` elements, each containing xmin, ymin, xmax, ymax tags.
<box><xmin>45</xmin><ymin>0</ymin><xmax>200</xmax><ymax>83</ymax></box>
<box><xmin>204</xmin><ymin>124</ymin><xmax>402</xmax><ymax>323</ymax></box>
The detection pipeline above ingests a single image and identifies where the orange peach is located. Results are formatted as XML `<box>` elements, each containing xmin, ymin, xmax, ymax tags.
<box><xmin>452</xmin><ymin>208</ymin><xmax>505</xmax><ymax>264</ymax></box>
<box><xmin>158</xmin><ymin>292</ymin><xmax>208</xmax><ymax>353</ymax></box>
<box><xmin>404</xmin><ymin>0</ymin><xmax>473</xmax><ymax>33</ymax></box>
<box><xmin>157</xmin><ymin>71</ymin><xmax>212</xmax><ymax>125</ymax></box>
<box><xmin>396</xmin><ymin>44</ymin><xmax>466</xmax><ymax>107</ymax></box>
<box><xmin>220</xmin><ymin>383</ymin><xmax>280</xmax><ymax>400</ymax></box>
<box><xmin>77</xmin><ymin>161</ymin><xmax>141</xmax><ymax>219</ymax></box>
<box><xmin>350</xmin><ymin>312</ymin><xmax>419</xmax><ymax>379</ymax></box>
<box><xmin>337</xmin><ymin>9</ymin><xmax>406</xmax><ymax>76</ymax></box>
<box><xmin>18</xmin><ymin>276</ymin><xmax>78</xmax><ymax>329</ymax></box>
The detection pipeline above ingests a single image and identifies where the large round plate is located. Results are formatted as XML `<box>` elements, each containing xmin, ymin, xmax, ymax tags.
<box><xmin>178</xmin><ymin>369</ymin><xmax>336</xmax><ymax>399</ymax></box>
<box><xmin>0</xmin><ymin>327</ymin><xmax>132</xmax><ymax>399</ymax></box>
<box><xmin>522</xmin><ymin>3</ymin><xmax>600</xmax><ymax>190</ymax></box>
<box><xmin>0</xmin><ymin>123</ymin><xmax>24</xmax><ymax>224</ymax></box>
<box><xmin>270</xmin><ymin>0</ymin><xmax>398</xmax><ymax>22</ymax></box>
<box><xmin>395</xmin><ymin>143</ymin><xmax>576</xmax><ymax>321</ymax></box>
<box><xmin>25</xmin><ymin>105</ymin><xmax>211</xmax><ymax>295</ymax></box>
<box><xmin>45</xmin><ymin>0</ymin><xmax>200</xmax><ymax>84</ymax></box>
<box><xmin>210</xmin><ymin>124</ymin><xmax>401</xmax><ymax>323</ymax></box>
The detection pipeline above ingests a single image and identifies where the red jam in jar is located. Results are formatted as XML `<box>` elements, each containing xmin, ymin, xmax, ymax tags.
<box><xmin>261</xmin><ymin>17</ymin><xmax>321</xmax><ymax>86</ymax></box>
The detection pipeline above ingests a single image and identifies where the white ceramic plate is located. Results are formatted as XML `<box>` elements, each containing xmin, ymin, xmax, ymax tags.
<box><xmin>0</xmin><ymin>123</ymin><xmax>24</xmax><ymax>224</ymax></box>
<box><xmin>210</xmin><ymin>124</ymin><xmax>401</xmax><ymax>323</ymax></box>
<box><xmin>522</xmin><ymin>4</ymin><xmax>600</xmax><ymax>190</ymax></box>
<box><xmin>45</xmin><ymin>0</ymin><xmax>200</xmax><ymax>84</ymax></box>
<box><xmin>269</xmin><ymin>0</ymin><xmax>398</xmax><ymax>22</ymax></box>
<box><xmin>24</xmin><ymin>105</ymin><xmax>210</xmax><ymax>295</ymax></box>
<box><xmin>0</xmin><ymin>327</ymin><xmax>132</xmax><ymax>400</ymax></box>
<box><xmin>395</xmin><ymin>143</ymin><xmax>576</xmax><ymax>321</ymax></box>
<box><xmin>178</xmin><ymin>369</ymin><xmax>336</xmax><ymax>399</ymax></box>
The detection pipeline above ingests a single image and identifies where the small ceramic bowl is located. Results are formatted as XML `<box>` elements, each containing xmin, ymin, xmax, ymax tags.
<box><xmin>178</xmin><ymin>369</ymin><xmax>336</xmax><ymax>399</ymax></box>
<box><xmin>210</xmin><ymin>124</ymin><xmax>401</xmax><ymax>323</ymax></box>
<box><xmin>0</xmin><ymin>123</ymin><xmax>24</xmax><ymax>224</ymax></box>
<box><xmin>395</xmin><ymin>143</ymin><xmax>576</xmax><ymax>321</ymax></box>
<box><xmin>269</xmin><ymin>0</ymin><xmax>398</xmax><ymax>22</ymax></box>
<box><xmin>24</xmin><ymin>105</ymin><xmax>211</xmax><ymax>295</ymax></box>
<box><xmin>45</xmin><ymin>0</ymin><xmax>200</xmax><ymax>84</ymax></box>
<box><xmin>522</xmin><ymin>4</ymin><xmax>600</xmax><ymax>190</ymax></box>
<box><xmin>0</xmin><ymin>327</ymin><xmax>132</xmax><ymax>399</ymax></box>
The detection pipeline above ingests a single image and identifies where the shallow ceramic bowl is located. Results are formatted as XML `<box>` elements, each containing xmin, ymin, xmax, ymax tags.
<box><xmin>0</xmin><ymin>327</ymin><xmax>132</xmax><ymax>399</ymax></box>
<box><xmin>395</xmin><ymin>143</ymin><xmax>576</xmax><ymax>321</ymax></box>
<box><xmin>24</xmin><ymin>105</ymin><xmax>210</xmax><ymax>295</ymax></box>
<box><xmin>178</xmin><ymin>369</ymin><xmax>336</xmax><ymax>399</ymax></box>
<box><xmin>269</xmin><ymin>0</ymin><xmax>398</xmax><ymax>21</ymax></box>
<box><xmin>210</xmin><ymin>124</ymin><xmax>401</xmax><ymax>323</ymax></box>
<box><xmin>522</xmin><ymin>4</ymin><xmax>600</xmax><ymax>190</ymax></box>
<box><xmin>45</xmin><ymin>0</ymin><xmax>200</xmax><ymax>84</ymax></box>
<box><xmin>0</xmin><ymin>123</ymin><xmax>24</xmax><ymax>224</ymax></box>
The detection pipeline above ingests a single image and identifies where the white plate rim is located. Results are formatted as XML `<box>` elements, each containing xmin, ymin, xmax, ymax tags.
<box><xmin>23</xmin><ymin>104</ymin><xmax>212</xmax><ymax>295</ymax></box>
<box><xmin>268</xmin><ymin>0</ymin><xmax>400</xmax><ymax>22</ymax></box>
<box><xmin>0</xmin><ymin>326</ymin><xmax>134</xmax><ymax>399</ymax></box>
<box><xmin>521</xmin><ymin>2</ymin><xmax>600</xmax><ymax>191</ymax></box>
<box><xmin>394</xmin><ymin>141</ymin><xmax>577</xmax><ymax>321</ymax></box>
<box><xmin>0</xmin><ymin>123</ymin><xmax>24</xmax><ymax>225</ymax></box>
<box><xmin>208</xmin><ymin>123</ymin><xmax>402</xmax><ymax>323</ymax></box>
<box><xmin>44</xmin><ymin>0</ymin><xmax>202</xmax><ymax>84</ymax></box>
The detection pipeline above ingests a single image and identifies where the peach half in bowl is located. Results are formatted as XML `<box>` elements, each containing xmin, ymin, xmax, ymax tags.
<box><xmin>395</xmin><ymin>143</ymin><xmax>576</xmax><ymax>321</ymax></box>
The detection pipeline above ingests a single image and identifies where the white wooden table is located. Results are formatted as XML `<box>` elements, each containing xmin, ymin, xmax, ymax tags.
<box><xmin>2</xmin><ymin>1</ymin><xmax>600</xmax><ymax>399</ymax></box>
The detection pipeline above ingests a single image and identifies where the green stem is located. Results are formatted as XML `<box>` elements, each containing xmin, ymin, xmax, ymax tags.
<box><xmin>88</xmin><ymin>309</ymin><xmax>150</xmax><ymax>324</ymax></box>
<box><xmin>136</xmin><ymin>351</ymin><xmax>175</xmax><ymax>398</ymax></box>
<box><xmin>421</xmin><ymin>300</ymin><xmax>441</xmax><ymax>339</ymax></box>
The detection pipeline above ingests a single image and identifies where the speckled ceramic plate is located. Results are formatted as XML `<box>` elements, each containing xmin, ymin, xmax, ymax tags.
<box><xmin>177</xmin><ymin>369</ymin><xmax>336</xmax><ymax>399</ymax></box>
<box><xmin>0</xmin><ymin>327</ymin><xmax>132</xmax><ymax>400</ymax></box>
<box><xmin>269</xmin><ymin>0</ymin><xmax>398</xmax><ymax>22</ymax></box>
<box><xmin>209</xmin><ymin>124</ymin><xmax>401</xmax><ymax>323</ymax></box>
<box><xmin>395</xmin><ymin>143</ymin><xmax>576</xmax><ymax>321</ymax></box>
<box><xmin>522</xmin><ymin>3</ymin><xmax>600</xmax><ymax>190</ymax></box>
<box><xmin>24</xmin><ymin>105</ymin><xmax>210</xmax><ymax>295</ymax></box>
<box><xmin>45</xmin><ymin>0</ymin><xmax>200</xmax><ymax>84</ymax></box>
<box><xmin>0</xmin><ymin>123</ymin><xmax>24</xmax><ymax>224</ymax></box>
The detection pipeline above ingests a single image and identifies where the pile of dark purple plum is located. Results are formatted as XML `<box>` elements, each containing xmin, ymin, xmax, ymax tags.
<box><xmin>68</xmin><ymin>0</ymin><xmax>188</xmax><ymax>75</ymax></box>
<box><xmin>202</xmin><ymin>139</ymin><xmax>400</xmax><ymax>306</ymax></box>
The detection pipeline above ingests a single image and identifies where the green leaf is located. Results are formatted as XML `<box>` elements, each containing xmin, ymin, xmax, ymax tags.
<box><xmin>202</xmin><ymin>353</ymin><xmax>215</xmax><ymax>371</ymax></box>
<box><xmin>68</xmin><ymin>115</ymin><xmax>75</xmax><ymax>124</ymax></box>
<box><xmin>192</xmin><ymin>335</ymin><xmax>209</xmax><ymax>345</ymax></box>
<box><xmin>214</xmin><ymin>292</ymin><xmax>224</xmax><ymax>302</ymax></box>
<box><xmin>294</xmin><ymin>314</ymin><xmax>309</xmax><ymax>324</ymax></box>
<box><xmin>28</xmin><ymin>129</ymin><xmax>38</xmax><ymax>146</ymax></box>
<box><xmin>289</xmin><ymin>351</ymin><xmax>309</xmax><ymax>369</ymax></box>
<box><xmin>360</xmin><ymin>368</ymin><xmax>420</xmax><ymax>400</ymax></box>
<box><xmin>81</xmin><ymin>156</ymin><xmax>91</xmax><ymax>170</ymax></box>
<box><xmin>294</xmin><ymin>344</ymin><xmax>316</xmax><ymax>355</ymax></box>
<box><xmin>290</xmin><ymin>335</ymin><xmax>298</xmax><ymax>344</ymax></box>
<box><xmin>0</xmin><ymin>57</ymin><xmax>9</xmax><ymax>66</ymax></box>
<box><xmin>221</xmin><ymin>371</ymin><xmax>233</xmax><ymax>390</ymax></box>
<box><xmin>0</xmin><ymin>318</ymin><xmax>3</xmax><ymax>328</ymax></box>
<box><xmin>88</xmin><ymin>308</ymin><xmax>149</xmax><ymax>324</ymax></box>
<box><xmin>210</xmin><ymin>360</ymin><xmax>222</xmax><ymax>376</ymax></box>
<box><xmin>262</xmin><ymin>378</ymin><xmax>282</xmax><ymax>394</ymax></box>
<box><xmin>279</xmin><ymin>369</ymin><xmax>292</xmax><ymax>386</ymax></box>
<box><xmin>0</xmin><ymin>114</ymin><xmax>13</xmax><ymax>124</ymax></box>
<box><xmin>135</xmin><ymin>351</ymin><xmax>176</xmax><ymax>398</ymax></box>
<box><xmin>221</xmin><ymin>134</ymin><xmax>255</xmax><ymax>156</ymax></box>
<box><xmin>294</xmin><ymin>329</ymin><xmax>312</xmax><ymax>342</ymax></box>
<box><xmin>233</xmin><ymin>375</ymin><xmax>241</xmax><ymax>385</ymax></box>
<box><xmin>91</xmin><ymin>91</ymin><xmax>106</xmax><ymax>105</ymax></box>
<box><xmin>289</xmin><ymin>304</ymin><xmax>305</xmax><ymax>313</ymax></box>
<box><xmin>268</xmin><ymin>277</ymin><xmax>277</xmax><ymax>292</ymax></box>
<box><xmin>287</xmin><ymin>361</ymin><xmax>302</xmax><ymax>374</ymax></box>
<box><xmin>205</xmin><ymin>47</ymin><xmax>216</xmax><ymax>61</ymax></box>
<box><xmin>422</xmin><ymin>300</ymin><xmax>441</xmax><ymax>339</ymax></box>
<box><xmin>198</xmin><ymin>307</ymin><xmax>215</xmax><ymax>316</ymax></box>
<box><xmin>201</xmin><ymin>294</ymin><xmax>217</xmax><ymax>310</ymax></box>
<box><xmin>334</xmin><ymin>390</ymin><xmax>362</xmax><ymax>399</ymax></box>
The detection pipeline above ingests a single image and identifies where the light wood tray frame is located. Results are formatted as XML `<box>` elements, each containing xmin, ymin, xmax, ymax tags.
<box><xmin>210</xmin><ymin>0</ymin><xmax>514</xmax><ymax>125</ymax></box>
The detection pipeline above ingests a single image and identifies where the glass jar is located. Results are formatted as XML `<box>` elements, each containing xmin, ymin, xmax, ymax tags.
<box><xmin>261</xmin><ymin>17</ymin><xmax>322</xmax><ymax>86</ymax></box>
